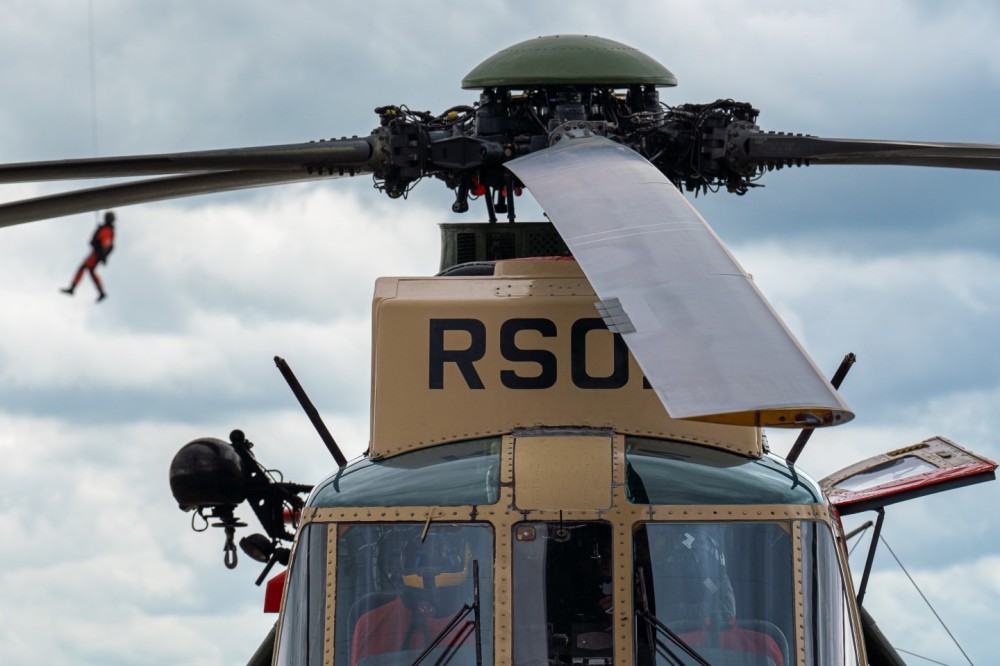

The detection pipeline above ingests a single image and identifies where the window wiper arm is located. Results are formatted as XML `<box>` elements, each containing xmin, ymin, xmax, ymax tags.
<box><xmin>410</xmin><ymin>604</ymin><xmax>474</xmax><ymax>666</ymax></box>
<box><xmin>636</xmin><ymin>567</ymin><xmax>713</xmax><ymax>666</ymax></box>
<box><xmin>635</xmin><ymin>611</ymin><xmax>714</xmax><ymax>666</ymax></box>
<box><xmin>411</xmin><ymin>560</ymin><xmax>484</xmax><ymax>666</ymax></box>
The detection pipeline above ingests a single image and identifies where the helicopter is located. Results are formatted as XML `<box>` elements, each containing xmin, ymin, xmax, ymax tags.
<box><xmin>2</xmin><ymin>22</ymin><xmax>1000</xmax><ymax>666</ymax></box>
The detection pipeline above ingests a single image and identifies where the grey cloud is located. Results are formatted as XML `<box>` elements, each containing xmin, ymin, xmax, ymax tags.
<box><xmin>3</xmin><ymin>1</ymin><xmax>1000</xmax><ymax>663</ymax></box>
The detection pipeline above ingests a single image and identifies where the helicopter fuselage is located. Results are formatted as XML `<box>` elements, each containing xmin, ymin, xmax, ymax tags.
<box><xmin>269</xmin><ymin>255</ymin><xmax>864</xmax><ymax>666</ymax></box>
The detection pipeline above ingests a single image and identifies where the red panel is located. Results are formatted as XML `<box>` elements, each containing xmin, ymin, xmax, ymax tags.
<box><xmin>264</xmin><ymin>569</ymin><xmax>287</xmax><ymax>614</ymax></box>
<box><xmin>828</xmin><ymin>460</ymin><xmax>996</xmax><ymax>510</ymax></box>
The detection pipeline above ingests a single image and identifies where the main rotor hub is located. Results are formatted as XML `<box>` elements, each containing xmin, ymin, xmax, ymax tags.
<box><xmin>461</xmin><ymin>34</ymin><xmax>678</xmax><ymax>89</ymax></box>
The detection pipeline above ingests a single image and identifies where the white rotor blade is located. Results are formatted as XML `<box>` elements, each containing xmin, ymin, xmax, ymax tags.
<box><xmin>506</xmin><ymin>134</ymin><xmax>853</xmax><ymax>428</ymax></box>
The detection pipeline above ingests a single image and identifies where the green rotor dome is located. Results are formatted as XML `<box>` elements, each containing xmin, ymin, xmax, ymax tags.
<box><xmin>461</xmin><ymin>34</ymin><xmax>677</xmax><ymax>89</ymax></box>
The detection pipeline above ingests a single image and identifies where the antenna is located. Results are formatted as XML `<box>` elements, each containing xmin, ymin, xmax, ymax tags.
<box><xmin>274</xmin><ymin>356</ymin><xmax>348</xmax><ymax>467</ymax></box>
<box><xmin>786</xmin><ymin>353</ymin><xmax>856</xmax><ymax>464</ymax></box>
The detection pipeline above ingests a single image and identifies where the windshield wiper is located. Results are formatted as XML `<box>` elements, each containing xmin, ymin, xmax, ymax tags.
<box><xmin>411</xmin><ymin>560</ymin><xmax>484</xmax><ymax>666</ymax></box>
<box><xmin>636</xmin><ymin>567</ymin><xmax>714</xmax><ymax>666</ymax></box>
<box><xmin>635</xmin><ymin>611</ymin><xmax>715</xmax><ymax>666</ymax></box>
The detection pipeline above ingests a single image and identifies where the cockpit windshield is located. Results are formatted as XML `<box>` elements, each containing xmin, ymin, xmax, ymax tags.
<box><xmin>635</xmin><ymin>522</ymin><xmax>793</xmax><ymax>666</ymax></box>
<box><xmin>311</xmin><ymin>438</ymin><xmax>500</xmax><ymax>508</ymax></box>
<box><xmin>333</xmin><ymin>522</ymin><xmax>495</xmax><ymax>666</ymax></box>
<box><xmin>274</xmin><ymin>431</ymin><xmax>862</xmax><ymax>666</ymax></box>
<box><xmin>633</xmin><ymin>521</ymin><xmax>859</xmax><ymax>666</ymax></box>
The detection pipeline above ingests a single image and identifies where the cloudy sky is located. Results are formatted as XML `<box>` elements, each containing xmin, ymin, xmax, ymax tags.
<box><xmin>2</xmin><ymin>1</ymin><xmax>999</xmax><ymax>664</ymax></box>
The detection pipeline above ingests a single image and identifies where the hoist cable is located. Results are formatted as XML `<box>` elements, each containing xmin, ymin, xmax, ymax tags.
<box><xmin>87</xmin><ymin>0</ymin><xmax>100</xmax><ymax>223</ymax></box>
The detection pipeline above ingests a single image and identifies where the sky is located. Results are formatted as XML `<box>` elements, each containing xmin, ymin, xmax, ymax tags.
<box><xmin>1</xmin><ymin>1</ymin><xmax>999</xmax><ymax>664</ymax></box>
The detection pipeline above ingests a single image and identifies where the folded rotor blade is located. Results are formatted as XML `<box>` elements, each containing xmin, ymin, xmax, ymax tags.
<box><xmin>507</xmin><ymin>134</ymin><xmax>853</xmax><ymax>428</ymax></box>
<box><xmin>743</xmin><ymin>132</ymin><xmax>1000</xmax><ymax>170</ymax></box>
<box><xmin>0</xmin><ymin>169</ymin><xmax>344</xmax><ymax>228</ymax></box>
<box><xmin>0</xmin><ymin>137</ymin><xmax>377</xmax><ymax>182</ymax></box>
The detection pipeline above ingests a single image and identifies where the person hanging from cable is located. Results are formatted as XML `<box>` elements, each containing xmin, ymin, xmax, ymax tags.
<box><xmin>61</xmin><ymin>211</ymin><xmax>115</xmax><ymax>302</ymax></box>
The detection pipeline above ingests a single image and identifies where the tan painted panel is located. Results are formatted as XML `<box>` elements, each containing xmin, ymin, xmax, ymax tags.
<box><xmin>792</xmin><ymin>522</ymin><xmax>805</xmax><ymax>665</ymax></box>
<box><xmin>513</xmin><ymin>435</ymin><xmax>612</xmax><ymax>510</ymax></box>
<box><xmin>369</xmin><ymin>260</ymin><xmax>761</xmax><ymax>459</ymax></box>
<box><xmin>324</xmin><ymin>526</ymin><xmax>337</xmax><ymax>666</ymax></box>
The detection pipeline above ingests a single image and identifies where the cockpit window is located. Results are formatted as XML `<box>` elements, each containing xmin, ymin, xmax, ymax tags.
<box><xmin>834</xmin><ymin>455</ymin><xmax>938</xmax><ymax>492</ymax></box>
<box><xmin>634</xmin><ymin>522</ymin><xmax>794</xmax><ymax>666</ymax></box>
<box><xmin>625</xmin><ymin>437</ymin><xmax>823</xmax><ymax>505</ymax></box>
<box><xmin>801</xmin><ymin>521</ymin><xmax>860</xmax><ymax>665</ymax></box>
<box><xmin>311</xmin><ymin>438</ymin><xmax>501</xmax><ymax>507</ymax></box>
<box><xmin>512</xmin><ymin>522</ymin><xmax>614</xmax><ymax>665</ymax></box>
<box><xmin>334</xmin><ymin>522</ymin><xmax>495</xmax><ymax>666</ymax></box>
<box><xmin>274</xmin><ymin>523</ymin><xmax>328</xmax><ymax>666</ymax></box>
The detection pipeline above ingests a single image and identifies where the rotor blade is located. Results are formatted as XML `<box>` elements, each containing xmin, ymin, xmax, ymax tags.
<box><xmin>0</xmin><ymin>136</ymin><xmax>377</xmax><ymax>182</ymax></box>
<box><xmin>506</xmin><ymin>134</ymin><xmax>853</xmax><ymax>428</ymax></box>
<box><xmin>0</xmin><ymin>169</ymin><xmax>345</xmax><ymax>228</ymax></box>
<box><xmin>743</xmin><ymin>132</ymin><xmax>1000</xmax><ymax>170</ymax></box>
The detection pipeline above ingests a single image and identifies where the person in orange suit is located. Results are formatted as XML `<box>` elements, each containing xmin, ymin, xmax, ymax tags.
<box><xmin>61</xmin><ymin>211</ymin><xmax>115</xmax><ymax>302</ymax></box>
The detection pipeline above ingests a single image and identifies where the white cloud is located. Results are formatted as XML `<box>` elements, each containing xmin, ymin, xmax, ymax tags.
<box><xmin>860</xmin><ymin>554</ymin><xmax>1000</xmax><ymax>665</ymax></box>
<box><xmin>2</xmin><ymin>1</ymin><xmax>1000</xmax><ymax>663</ymax></box>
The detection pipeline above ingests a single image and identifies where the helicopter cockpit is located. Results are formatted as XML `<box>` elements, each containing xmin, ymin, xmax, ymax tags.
<box><xmin>272</xmin><ymin>433</ymin><xmax>860</xmax><ymax>666</ymax></box>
